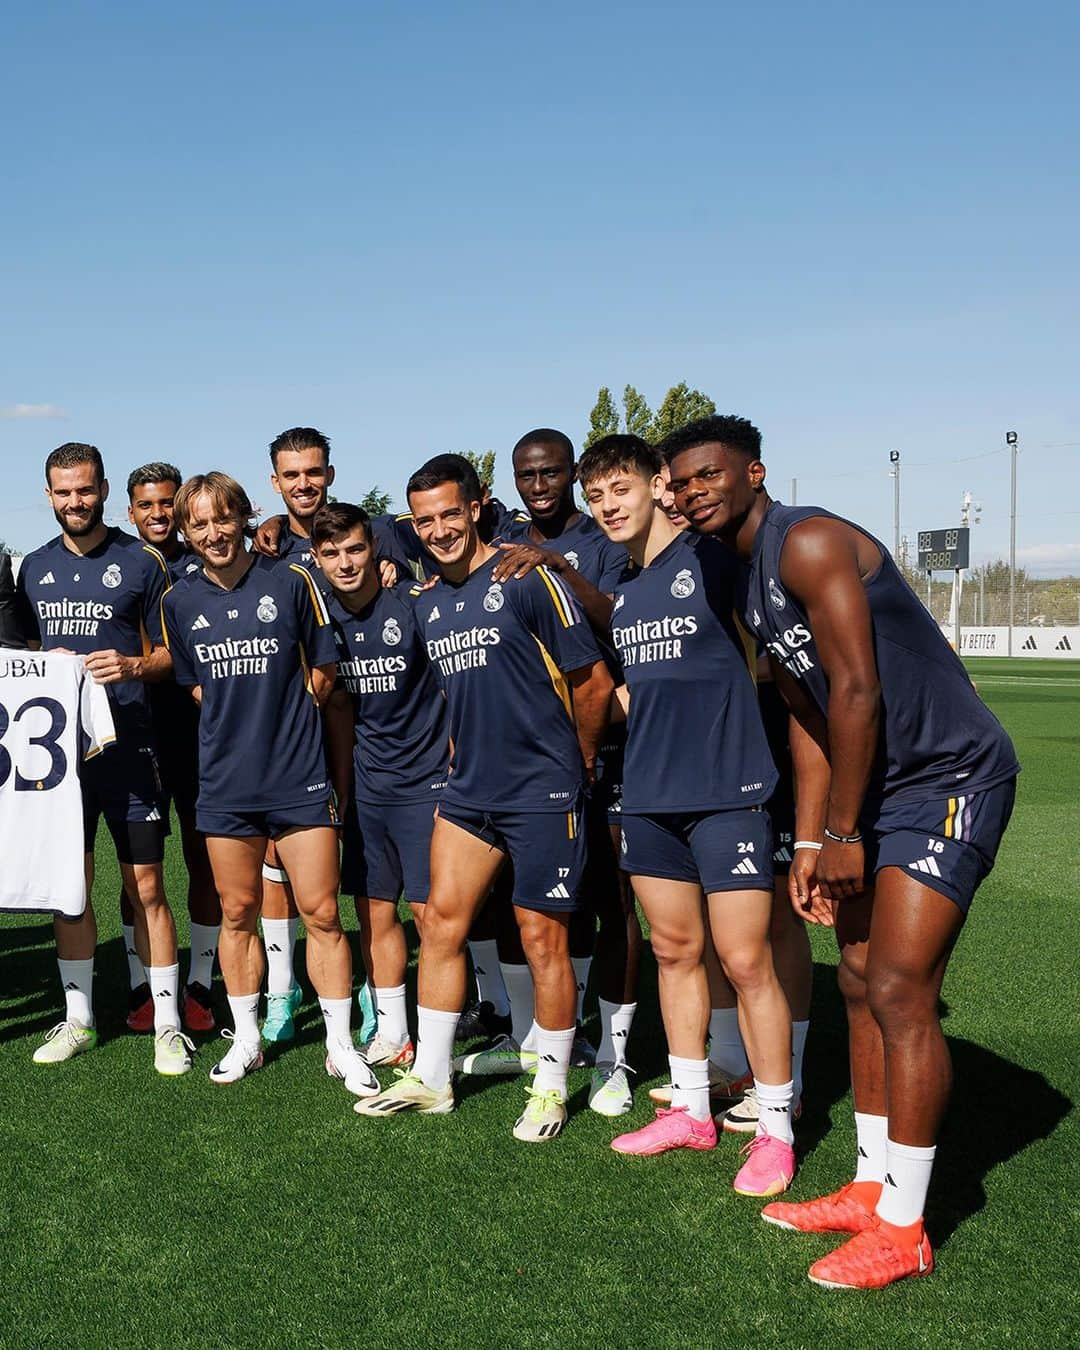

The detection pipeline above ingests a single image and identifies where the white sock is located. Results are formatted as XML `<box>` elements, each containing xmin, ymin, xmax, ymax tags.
<box><xmin>57</xmin><ymin>958</ymin><xmax>94</xmax><ymax>1028</ymax></box>
<box><xmin>853</xmin><ymin>1111</ymin><xmax>888</xmax><ymax>1184</ymax></box>
<box><xmin>468</xmin><ymin>940</ymin><xmax>510</xmax><ymax>1016</ymax></box>
<box><xmin>122</xmin><ymin>924</ymin><xmax>145</xmax><ymax>990</ymax></box>
<box><xmin>374</xmin><ymin>985</ymin><xmax>409</xmax><ymax>1045</ymax></box>
<box><xmin>414</xmin><ymin>1006</ymin><xmax>460</xmax><ymax>1090</ymax></box>
<box><xmin>521</xmin><ymin>1020</ymin><xmax>538</xmax><ymax>1053</ymax></box>
<box><xmin>262</xmin><ymin>917</ymin><xmax>298</xmax><ymax>995</ymax></box>
<box><xmin>499</xmin><ymin>962</ymin><xmax>534</xmax><ymax>1045</ymax></box>
<box><xmin>597</xmin><ymin>998</ymin><xmax>636</xmax><ymax>1066</ymax></box>
<box><xmin>876</xmin><ymin>1138</ymin><xmax>936</xmax><ymax>1228</ymax></box>
<box><xmin>669</xmin><ymin>1054</ymin><xmax>711</xmax><ymax>1122</ymax></box>
<box><xmin>227</xmin><ymin>992</ymin><xmax>260</xmax><ymax>1044</ymax></box>
<box><xmin>147</xmin><ymin>963</ymin><xmax>180</xmax><ymax>1032</ymax></box>
<box><xmin>571</xmin><ymin>955</ymin><xmax>592</xmax><ymax>1023</ymax></box>
<box><xmin>708</xmin><ymin>1006</ymin><xmax>749</xmax><ymax>1078</ymax></box>
<box><xmin>320</xmin><ymin>995</ymin><xmax>353</xmax><ymax>1051</ymax></box>
<box><xmin>187</xmin><ymin>923</ymin><xmax>220</xmax><ymax>989</ymax></box>
<box><xmin>754</xmin><ymin>1078</ymin><xmax>795</xmax><ymax>1145</ymax></box>
<box><xmin>533</xmin><ymin>1024</ymin><xmax>575</xmax><ymax>1098</ymax></box>
<box><xmin>792</xmin><ymin>1018</ymin><xmax>809</xmax><ymax>1103</ymax></box>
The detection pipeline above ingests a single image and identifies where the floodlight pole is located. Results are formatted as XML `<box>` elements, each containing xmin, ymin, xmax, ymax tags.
<box><xmin>791</xmin><ymin>477</ymin><xmax>797</xmax><ymax>506</ymax></box>
<box><xmin>889</xmin><ymin>451</ymin><xmax>901</xmax><ymax>559</ymax></box>
<box><xmin>1007</xmin><ymin>431</ymin><xmax>1018</xmax><ymax>656</ymax></box>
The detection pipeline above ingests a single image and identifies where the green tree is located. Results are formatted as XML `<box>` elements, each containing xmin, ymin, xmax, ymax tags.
<box><xmin>650</xmin><ymin>382</ymin><xmax>716</xmax><ymax>443</ymax></box>
<box><xmin>584</xmin><ymin>387</ymin><xmax>620</xmax><ymax>448</ymax></box>
<box><xmin>358</xmin><ymin>486</ymin><xmax>393</xmax><ymax>516</ymax></box>
<box><xmin>622</xmin><ymin>385</ymin><xmax>653</xmax><ymax>440</ymax></box>
<box><xmin>463</xmin><ymin>451</ymin><xmax>497</xmax><ymax>488</ymax></box>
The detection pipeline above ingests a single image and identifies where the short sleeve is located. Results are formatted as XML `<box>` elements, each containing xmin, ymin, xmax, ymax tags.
<box><xmin>140</xmin><ymin>546</ymin><xmax>171</xmax><ymax>646</ymax></box>
<box><xmin>512</xmin><ymin>566</ymin><xmax>601</xmax><ymax>673</ymax></box>
<box><xmin>596</xmin><ymin>538</ymin><xmax>630</xmax><ymax>595</ymax></box>
<box><xmin>289</xmin><ymin>565</ymin><xmax>339</xmax><ymax>668</ymax></box>
<box><xmin>14</xmin><ymin>564</ymin><xmax>40</xmax><ymax>645</ymax></box>
<box><xmin>79</xmin><ymin>661</ymin><xmax>117</xmax><ymax>759</ymax></box>
<box><xmin>161</xmin><ymin>590</ymin><xmax>198</xmax><ymax>687</ymax></box>
<box><xmin>371</xmin><ymin>517</ymin><xmax>412</xmax><ymax>583</ymax></box>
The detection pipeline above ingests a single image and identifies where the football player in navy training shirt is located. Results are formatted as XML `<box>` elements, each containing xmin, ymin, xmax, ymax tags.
<box><xmin>252</xmin><ymin>428</ymin><xmax>413</xmax><ymax>1043</ymax></box>
<box><xmin>467</xmin><ymin>428</ymin><xmax>642</xmax><ymax>1117</ymax></box>
<box><xmin>312</xmin><ymin>502</ymin><xmax>451</xmax><ymax>1068</ymax></box>
<box><xmin>15</xmin><ymin>442</ymin><xmax>192</xmax><ymax>1076</ymax></box>
<box><xmin>125</xmin><ymin>462</ymin><xmax>221</xmax><ymax>1034</ymax></box>
<box><xmin>161</xmin><ymin>472</ymin><xmax>378</xmax><ymax>1099</ymax></box>
<box><xmin>666</xmin><ymin>414</ymin><xmax>1019</xmax><ymax>1289</ymax></box>
<box><xmin>355</xmin><ymin>455</ymin><xmax>613</xmax><ymax>1142</ymax></box>
<box><xmin>577</xmin><ymin>435</ymin><xmax>796</xmax><ymax>1196</ymax></box>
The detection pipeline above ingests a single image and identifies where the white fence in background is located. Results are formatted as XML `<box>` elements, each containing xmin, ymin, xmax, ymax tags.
<box><xmin>940</xmin><ymin>625</ymin><xmax>1077</xmax><ymax>658</ymax></box>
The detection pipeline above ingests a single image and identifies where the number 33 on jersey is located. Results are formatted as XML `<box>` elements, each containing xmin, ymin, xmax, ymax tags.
<box><xmin>0</xmin><ymin>650</ymin><xmax>115</xmax><ymax>916</ymax></box>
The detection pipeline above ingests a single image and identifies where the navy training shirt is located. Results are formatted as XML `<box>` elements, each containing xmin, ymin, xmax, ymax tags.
<box><xmin>327</xmin><ymin>584</ymin><xmax>450</xmax><ymax>804</ymax></box>
<box><xmin>741</xmin><ymin>503</ymin><xmax>1019</xmax><ymax>815</ymax></box>
<box><xmin>411</xmin><ymin>555</ymin><xmax>602</xmax><ymax>813</ymax></box>
<box><xmin>502</xmin><ymin>512</ymin><xmax>628</xmax><ymax>593</ymax></box>
<box><xmin>161</xmin><ymin>553</ymin><xmax>339</xmax><ymax>812</ymax></box>
<box><xmin>612</xmin><ymin>530</ymin><xmax>776</xmax><ymax>814</ymax></box>
<box><xmin>15</xmin><ymin>528</ymin><xmax>170</xmax><ymax>743</ymax></box>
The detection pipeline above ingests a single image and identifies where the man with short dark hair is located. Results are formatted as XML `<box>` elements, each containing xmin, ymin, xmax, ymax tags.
<box><xmin>666</xmin><ymin>414</ymin><xmax>1019</xmax><ymax>1288</ymax></box>
<box><xmin>312</xmin><ymin>501</ymin><xmax>451</xmax><ymax>1067</ymax></box>
<box><xmin>471</xmin><ymin>428</ymin><xmax>642</xmax><ymax>1116</ymax></box>
<box><xmin>355</xmin><ymin>455</ymin><xmax>613</xmax><ymax>1141</ymax></box>
<box><xmin>15</xmin><ymin>443</ymin><xmax>191</xmax><ymax>1075</ymax></box>
<box><xmin>125</xmin><ymin>462</ymin><xmax>221</xmax><ymax>1032</ymax></box>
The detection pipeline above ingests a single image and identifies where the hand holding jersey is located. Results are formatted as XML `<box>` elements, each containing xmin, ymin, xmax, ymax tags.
<box><xmin>16</xmin><ymin>443</ymin><xmax>190</xmax><ymax>1076</ymax></box>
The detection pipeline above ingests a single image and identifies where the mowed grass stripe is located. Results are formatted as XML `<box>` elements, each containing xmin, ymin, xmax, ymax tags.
<box><xmin>0</xmin><ymin>658</ymin><xmax>1076</xmax><ymax>1346</ymax></box>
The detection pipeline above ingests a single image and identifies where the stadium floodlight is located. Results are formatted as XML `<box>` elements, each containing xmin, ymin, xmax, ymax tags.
<box><xmin>889</xmin><ymin>451</ymin><xmax>901</xmax><ymax>560</ymax></box>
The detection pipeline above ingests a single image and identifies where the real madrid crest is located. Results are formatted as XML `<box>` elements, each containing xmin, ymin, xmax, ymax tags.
<box><xmin>483</xmin><ymin>584</ymin><xmax>504</xmax><ymax>613</ymax></box>
<box><xmin>102</xmin><ymin>564</ymin><xmax>122</xmax><ymax>589</ymax></box>
<box><xmin>768</xmin><ymin>577</ymin><xmax>787</xmax><ymax>611</ymax></box>
<box><xmin>257</xmin><ymin>594</ymin><xmax>278</xmax><ymax>623</ymax></box>
<box><xmin>382</xmin><ymin>617</ymin><xmax>402</xmax><ymax>646</ymax></box>
<box><xmin>670</xmin><ymin>568</ymin><xmax>695</xmax><ymax>599</ymax></box>
<box><xmin>564</xmin><ymin>550</ymin><xmax>579</xmax><ymax>570</ymax></box>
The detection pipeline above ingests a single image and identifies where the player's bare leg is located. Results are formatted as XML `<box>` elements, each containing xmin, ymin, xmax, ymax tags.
<box><xmin>418</xmin><ymin>816</ymin><xmax>506</xmax><ymax>1014</ymax></box>
<box><xmin>706</xmin><ymin>888</ymin><xmax>790</xmax><ymax>1085</ymax></box>
<box><xmin>356</xmin><ymin>815</ymin><xmax>503</xmax><ymax>1116</ymax></box>
<box><xmin>274</xmin><ymin>826</ymin><xmax>351</xmax><ymax>999</ymax></box>
<box><xmin>207</xmin><ymin>836</ymin><xmax>266</xmax><ymax>998</ymax></box>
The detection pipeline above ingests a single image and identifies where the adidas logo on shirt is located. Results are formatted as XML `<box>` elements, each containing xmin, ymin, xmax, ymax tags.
<box><xmin>909</xmin><ymin>856</ymin><xmax>943</xmax><ymax>877</ymax></box>
<box><xmin>40</xmin><ymin>571</ymin><xmax>55</xmax><ymax>585</ymax></box>
<box><xmin>545</xmin><ymin>882</ymin><xmax>571</xmax><ymax>899</ymax></box>
<box><xmin>428</xmin><ymin>607</ymin><xmax>441</xmax><ymax>622</ymax></box>
<box><xmin>191</xmin><ymin>614</ymin><xmax>211</xmax><ymax>631</ymax></box>
<box><xmin>730</xmin><ymin>858</ymin><xmax>758</xmax><ymax>876</ymax></box>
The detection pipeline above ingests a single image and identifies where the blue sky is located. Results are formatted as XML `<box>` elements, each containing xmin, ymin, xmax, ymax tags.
<box><xmin>3</xmin><ymin>1</ymin><xmax>1078</xmax><ymax>573</ymax></box>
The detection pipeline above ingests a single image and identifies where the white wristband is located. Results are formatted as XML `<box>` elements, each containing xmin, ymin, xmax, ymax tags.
<box><xmin>794</xmin><ymin>840</ymin><xmax>823</xmax><ymax>852</ymax></box>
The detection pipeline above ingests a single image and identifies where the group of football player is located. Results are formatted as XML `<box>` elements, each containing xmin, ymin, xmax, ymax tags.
<box><xmin>7</xmin><ymin>416</ymin><xmax>1018</xmax><ymax>1290</ymax></box>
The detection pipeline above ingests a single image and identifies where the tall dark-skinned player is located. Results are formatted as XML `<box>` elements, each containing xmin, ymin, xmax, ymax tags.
<box><xmin>666</xmin><ymin>414</ymin><xmax>1018</xmax><ymax>1291</ymax></box>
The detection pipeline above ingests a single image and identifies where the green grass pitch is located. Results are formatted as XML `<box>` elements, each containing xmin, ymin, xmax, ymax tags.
<box><xmin>0</xmin><ymin>657</ymin><xmax>1076</xmax><ymax>1347</ymax></box>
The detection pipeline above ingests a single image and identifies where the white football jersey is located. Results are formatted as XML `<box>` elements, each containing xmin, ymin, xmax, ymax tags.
<box><xmin>0</xmin><ymin>650</ymin><xmax>115</xmax><ymax>916</ymax></box>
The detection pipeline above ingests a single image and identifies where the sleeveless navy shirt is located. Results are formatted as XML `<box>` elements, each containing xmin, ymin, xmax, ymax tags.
<box><xmin>740</xmin><ymin>503</ymin><xmax>1018</xmax><ymax>817</ymax></box>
